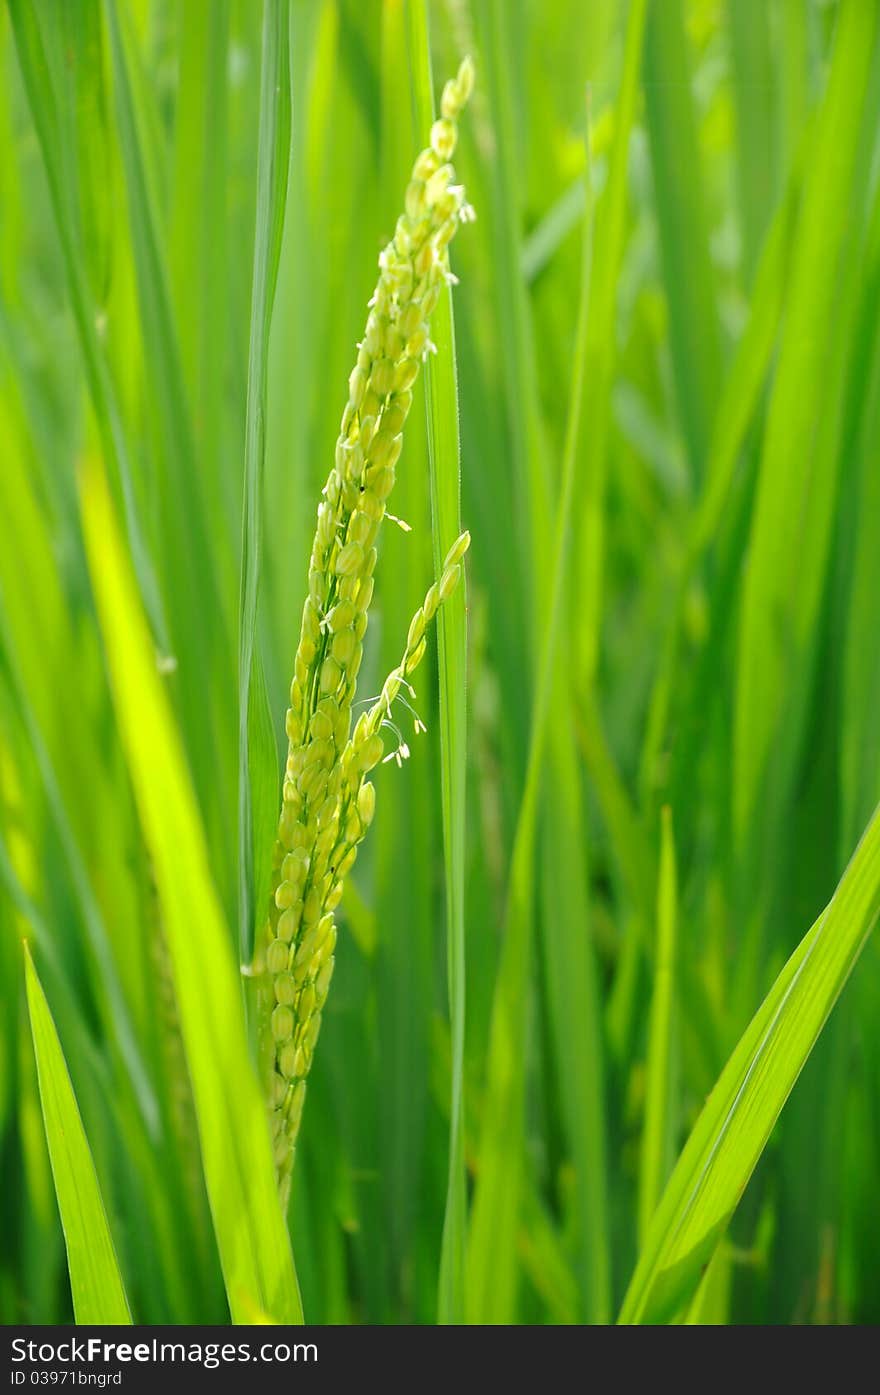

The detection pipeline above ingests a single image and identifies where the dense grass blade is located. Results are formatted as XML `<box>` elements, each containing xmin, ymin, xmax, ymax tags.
<box><xmin>238</xmin><ymin>0</ymin><xmax>291</xmax><ymax>962</ymax></box>
<box><xmin>169</xmin><ymin>0</ymin><xmax>234</xmax><ymax>638</ymax></box>
<box><xmin>5</xmin><ymin>0</ymin><xmax>880</xmax><ymax>1330</ymax></box>
<box><xmin>638</xmin><ymin>806</ymin><xmax>677</xmax><ymax>1242</ymax></box>
<box><xmin>7</xmin><ymin>0</ymin><xmax>166</xmax><ymax>644</ymax></box>
<box><xmin>55</xmin><ymin>0</ymin><xmax>111</xmax><ymax>306</ymax></box>
<box><xmin>839</xmin><ymin>191</ymin><xmax>880</xmax><ymax>854</ymax></box>
<box><xmin>80</xmin><ymin>455</ymin><xmax>302</xmax><ymax>1324</ymax></box>
<box><xmin>619</xmin><ymin>799</ymin><xmax>880</xmax><ymax>1323</ymax></box>
<box><xmin>370</xmin><ymin>2</ymin><xmax>437</xmax><ymax>1316</ymax></box>
<box><xmin>727</xmin><ymin>0</ymin><xmax>777</xmax><ymax>283</ymax></box>
<box><xmin>539</xmin><ymin>114</ymin><xmax>611</xmax><ymax>1324</ymax></box>
<box><xmin>539</xmin><ymin>725</ymin><xmax>611</xmax><ymax>1322</ymax></box>
<box><xmin>686</xmin><ymin>180</ymin><xmax>799</xmax><ymax>567</ymax></box>
<box><xmin>0</xmin><ymin>607</ymin><xmax>159</xmax><ymax>1140</ymax></box>
<box><xmin>519</xmin><ymin>1179</ymin><xmax>580</xmax><ymax>1322</ymax></box>
<box><xmin>474</xmin><ymin>0</ymin><xmax>552</xmax><ymax>624</ymax></box>
<box><xmin>103</xmin><ymin>0</ymin><xmax>234</xmax><ymax>856</ymax></box>
<box><xmin>1</xmin><ymin>332</ymin><xmax>226</xmax><ymax>1324</ymax></box>
<box><xmin>521</xmin><ymin>177</ymin><xmax>587</xmax><ymax>285</ymax></box>
<box><xmin>643</xmin><ymin>0</ymin><xmax>721</xmax><ymax>486</ymax></box>
<box><xmin>404</xmin><ymin>0</ymin><xmax>470</xmax><ymax>1324</ymax></box>
<box><xmin>780</xmin><ymin>0</ymin><xmax>809</xmax><ymax>172</ymax></box>
<box><xmin>577</xmin><ymin>683</ymin><xmax>656</xmax><ymax>927</ymax></box>
<box><xmin>574</xmin><ymin>0</ymin><xmax>647</xmax><ymax>683</ymax></box>
<box><xmin>466</xmin><ymin>71</ymin><xmax>599</xmax><ymax>1323</ymax></box>
<box><xmin>733</xmin><ymin>0</ymin><xmax>878</xmax><ymax>869</ymax></box>
<box><xmin>24</xmin><ymin>944</ymin><xmax>132</xmax><ymax>1325</ymax></box>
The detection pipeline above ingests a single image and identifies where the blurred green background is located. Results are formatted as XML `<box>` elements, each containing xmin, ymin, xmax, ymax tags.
<box><xmin>2</xmin><ymin>0</ymin><xmax>880</xmax><ymax>1325</ymax></box>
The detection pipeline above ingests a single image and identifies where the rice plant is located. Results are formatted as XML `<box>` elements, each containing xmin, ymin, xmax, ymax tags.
<box><xmin>257</xmin><ymin>54</ymin><xmax>473</xmax><ymax>1204</ymax></box>
<box><xmin>2</xmin><ymin>0</ymin><xmax>880</xmax><ymax>1329</ymax></box>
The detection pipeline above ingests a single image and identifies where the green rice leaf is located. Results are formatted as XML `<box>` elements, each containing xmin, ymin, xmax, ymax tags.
<box><xmin>238</xmin><ymin>0</ymin><xmax>291</xmax><ymax>960</ymax></box>
<box><xmin>24</xmin><ymin>943</ymin><xmax>132</xmax><ymax>1325</ymax></box>
<box><xmin>466</xmin><ymin>57</ymin><xmax>600</xmax><ymax>1324</ymax></box>
<box><xmin>638</xmin><ymin>805</ymin><xmax>678</xmax><ymax>1242</ymax></box>
<box><xmin>619</xmin><ymin>798</ymin><xmax>880</xmax><ymax>1323</ymax></box>
<box><xmin>643</xmin><ymin>0</ymin><xmax>721</xmax><ymax>486</ymax></box>
<box><xmin>538</xmin><ymin>113</ymin><xmax>611</xmax><ymax>1323</ymax></box>
<box><xmin>7</xmin><ymin>0</ymin><xmax>167</xmax><ymax>645</ymax></box>
<box><xmin>840</xmin><ymin>191</ymin><xmax>880</xmax><ymax>852</ymax></box>
<box><xmin>727</xmin><ymin>0</ymin><xmax>778</xmax><ymax>283</ymax></box>
<box><xmin>733</xmin><ymin>0</ymin><xmax>879</xmax><ymax>860</ymax></box>
<box><xmin>104</xmin><ymin>0</ymin><xmax>233</xmax><ymax>834</ymax></box>
<box><xmin>0</xmin><ymin>605</ymin><xmax>159</xmax><ymax>1140</ymax></box>
<box><xmin>80</xmin><ymin>453</ymin><xmax>302</xmax><ymax>1324</ymax></box>
<box><xmin>574</xmin><ymin>0</ymin><xmax>647</xmax><ymax>683</ymax></box>
<box><xmin>405</xmin><ymin>0</ymin><xmax>470</xmax><ymax>1324</ymax></box>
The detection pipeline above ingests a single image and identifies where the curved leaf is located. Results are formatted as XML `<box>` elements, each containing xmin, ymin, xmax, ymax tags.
<box><xmin>79</xmin><ymin>453</ymin><xmax>302</xmax><ymax>1324</ymax></box>
<box><xmin>620</xmin><ymin>800</ymin><xmax>880</xmax><ymax>1323</ymax></box>
<box><xmin>24</xmin><ymin>943</ymin><xmax>132</xmax><ymax>1325</ymax></box>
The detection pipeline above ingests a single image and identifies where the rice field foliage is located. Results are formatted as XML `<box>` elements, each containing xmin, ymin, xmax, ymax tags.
<box><xmin>2</xmin><ymin>0</ymin><xmax>880</xmax><ymax>1326</ymax></box>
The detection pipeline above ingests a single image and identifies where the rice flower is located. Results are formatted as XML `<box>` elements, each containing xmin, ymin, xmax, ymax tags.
<box><xmin>261</xmin><ymin>59</ymin><xmax>475</xmax><ymax>1198</ymax></box>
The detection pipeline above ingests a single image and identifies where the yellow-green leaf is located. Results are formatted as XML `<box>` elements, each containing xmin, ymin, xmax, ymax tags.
<box><xmin>79</xmin><ymin>453</ymin><xmax>302</xmax><ymax>1324</ymax></box>
<box><xmin>24</xmin><ymin>943</ymin><xmax>132</xmax><ymax>1325</ymax></box>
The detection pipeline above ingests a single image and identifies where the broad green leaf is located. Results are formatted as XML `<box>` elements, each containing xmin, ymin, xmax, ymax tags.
<box><xmin>79</xmin><ymin>453</ymin><xmax>302</xmax><ymax>1324</ymax></box>
<box><xmin>24</xmin><ymin>943</ymin><xmax>132</xmax><ymax>1325</ymax></box>
<box><xmin>619</xmin><ymin>799</ymin><xmax>880</xmax><ymax>1323</ymax></box>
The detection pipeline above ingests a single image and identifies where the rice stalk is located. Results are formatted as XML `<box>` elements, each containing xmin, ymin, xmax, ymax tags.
<box><xmin>257</xmin><ymin>59</ymin><xmax>475</xmax><ymax>1201</ymax></box>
